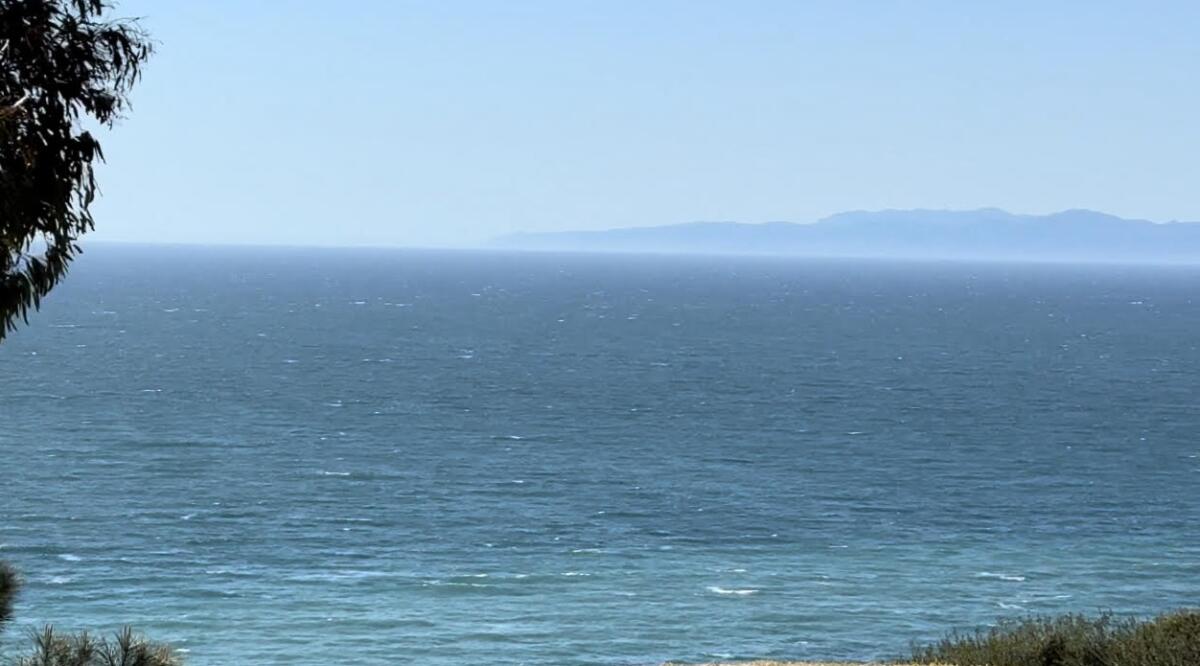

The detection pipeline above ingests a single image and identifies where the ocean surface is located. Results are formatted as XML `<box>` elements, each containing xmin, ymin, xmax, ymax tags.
<box><xmin>1</xmin><ymin>247</ymin><xmax>1198</xmax><ymax>665</ymax></box>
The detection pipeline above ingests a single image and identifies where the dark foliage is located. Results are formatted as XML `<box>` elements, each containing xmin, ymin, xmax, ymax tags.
<box><xmin>911</xmin><ymin>611</ymin><xmax>1200</xmax><ymax>666</ymax></box>
<box><xmin>0</xmin><ymin>0</ymin><xmax>151</xmax><ymax>339</ymax></box>
<box><xmin>0</xmin><ymin>6</ymin><xmax>164</xmax><ymax>658</ymax></box>
<box><xmin>0</xmin><ymin>564</ymin><xmax>180</xmax><ymax>664</ymax></box>
<box><xmin>12</xmin><ymin>626</ymin><xmax>179</xmax><ymax>666</ymax></box>
<box><xmin>0</xmin><ymin>561</ymin><xmax>17</xmax><ymax>628</ymax></box>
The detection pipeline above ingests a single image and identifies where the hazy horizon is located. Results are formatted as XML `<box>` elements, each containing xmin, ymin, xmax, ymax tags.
<box><xmin>77</xmin><ymin>207</ymin><xmax>1200</xmax><ymax>266</ymax></box>
<box><xmin>84</xmin><ymin>1</ymin><xmax>1200</xmax><ymax>248</ymax></box>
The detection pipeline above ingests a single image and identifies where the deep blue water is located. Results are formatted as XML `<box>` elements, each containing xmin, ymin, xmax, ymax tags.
<box><xmin>1</xmin><ymin>247</ymin><xmax>1198</xmax><ymax>665</ymax></box>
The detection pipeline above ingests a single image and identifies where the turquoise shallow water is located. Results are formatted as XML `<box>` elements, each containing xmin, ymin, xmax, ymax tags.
<box><xmin>1</xmin><ymin>247</ymin><xmax>1198</xmax><ymax>665</ymax></box>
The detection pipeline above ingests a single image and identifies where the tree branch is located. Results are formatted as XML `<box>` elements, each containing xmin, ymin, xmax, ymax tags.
<box><xmin>0</xmin><ymin>93</ymin><xmax>30</xmax><ymax>119</ymax></box>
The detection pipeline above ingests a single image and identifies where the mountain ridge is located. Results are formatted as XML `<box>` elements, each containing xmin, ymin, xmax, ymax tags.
<box><xmin>490</xmin><ymin>209</ymin><xmax>1200</xmax><ymax>262</ymax></box>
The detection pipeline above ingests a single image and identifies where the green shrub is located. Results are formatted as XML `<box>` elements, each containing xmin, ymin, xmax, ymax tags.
<box><xmin>0</xmin><ymin>563</ymin><xmax>178</xmax><ymax>665</ymax></box>
<box><xmin>1109</xmin><ymin>612</ymin><xmax>1200</xmax><ymax>666</ymax></box>
<box><xmin>11</xmin><ymin>626</ymin><xmax>180</xmax><ymax>666</ymax></box>
<box><xmin>910</xmin><ymin>611</ymin><xmax>1200</xmax><ymax>666</ymax></box>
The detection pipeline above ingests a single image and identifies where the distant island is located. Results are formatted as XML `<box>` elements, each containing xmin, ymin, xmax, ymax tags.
<box><xmin>491</xmin><ymin>208</ymin><xmax>1200</xmax><ymax>263</ymax></box>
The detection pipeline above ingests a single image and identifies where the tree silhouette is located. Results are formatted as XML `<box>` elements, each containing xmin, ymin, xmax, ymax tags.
<box><xmin>0</xmin><ymin>0</ymin><xmax>152</xmax><ymax>340</ymax></box>
<box><xmin>1</xmin><ymin>3</ymin><xmax>173</xmax><ymax>662</ymax></box>
<box><xmin>0</xmin><ymin>562</ymin><xmax>15</xmax><ymax>629</ymax></box>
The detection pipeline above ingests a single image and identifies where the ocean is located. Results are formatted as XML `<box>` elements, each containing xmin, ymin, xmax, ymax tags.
<box><xmin>1</xmin><ymin>246</ymin><xmax>1197</xmax><ymax>665</ymax></box>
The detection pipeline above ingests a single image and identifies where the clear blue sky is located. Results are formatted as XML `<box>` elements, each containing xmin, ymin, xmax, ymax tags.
<box><xmin>91</xmin><ymin>1</ymin><xmax>1200</xmax><ymax>247</ymax></box>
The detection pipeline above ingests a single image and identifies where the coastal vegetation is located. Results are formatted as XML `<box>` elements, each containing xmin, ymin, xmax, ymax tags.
<box><xmin>0</xmin><ymin>0</ymin><xmax>151</xmax><ymax>340</ymax></box>
<box><xmin>2</xmin><ymin>557</ymin><xmax>176</xmax><ymax>666</ymax></box>
<box><xmin>683</xmin><ymin>612</ymin><xmax>1200</xmax><ymax>666</ymax></box>
<box><xmin>0</xmin><ymin>2</ymin><xmax>168</xmax><ymax>662</ymax></box>
<box><xmin>910</xmin><ymin>610</ymin><xmax>1200</xmax><ymax>666</ymax></box>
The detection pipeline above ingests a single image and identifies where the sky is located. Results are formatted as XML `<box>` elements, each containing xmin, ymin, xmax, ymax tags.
<box><xmin>90</xmin><ymin>1</ymin><xmax>1200</xmax><ymax>248</ymax></box>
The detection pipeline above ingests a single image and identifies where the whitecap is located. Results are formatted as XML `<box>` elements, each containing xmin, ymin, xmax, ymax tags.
<box><xmin>58</xmin><ymin>554</ymin><xmax>82</xmax><ymax>562</ymax></box>
<box><xmin>978</xmin><ymin>572</ymin><xmax>1026</xmax><ymax>582</ymax></box>
<box><xmin>287</xmin><ymin>569</ymin><xmax>388</xmax><ymax>582</ymax></box>
<box><xmin>319</xmin><ymin>471</ymin><xmax>351</xmax><ymax>477</ymax></box>
<box><xmin>708</xmin><ymin>586</ymin><xmax>758</xmax><ymax>596</ymax></box>
<box><xmin>204</xmin><ymin>568</ymin><xmax>255</xmax><ymax>577</ymax></box>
